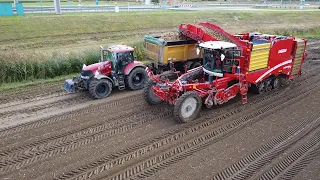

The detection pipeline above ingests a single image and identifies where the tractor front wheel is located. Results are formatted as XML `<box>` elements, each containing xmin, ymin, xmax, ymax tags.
<box><xmin>174</xmin><ymin>91</ymin><xmax>202</xmax><ymax>123</ymax></box>
<box><xmin>89</xmin><ymin>79</ymin><xmax>112</xmax><ymax>99</ymax></box>
<box><xmin>143</xmin><ymin>79</ymin><xmax>163</xmax><ymax>105</ymax></box>
<box><xmin>126</xmin><ymin>67</ymin><xmax>148</xmax><ymax>90</ymax></box>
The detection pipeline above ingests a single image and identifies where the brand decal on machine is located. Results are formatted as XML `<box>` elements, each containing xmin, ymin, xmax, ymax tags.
<box><xmin>278</xmin><ymin>49</ymin><xmax>287</xmax><ymax>54</ymax></box>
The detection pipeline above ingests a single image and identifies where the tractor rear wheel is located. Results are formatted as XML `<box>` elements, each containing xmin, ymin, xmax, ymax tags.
<box><xmin>126</xmin><ymin>67</ymin><xmax>148</xmax><ymax>90</ymax></box>
<box><xmin>174</xmin><ymin>91</ymin><xmax>202</xmax><ymax>123</ymax></box>
<box><xmin>89</xmin><ymin>79</ymin><xmax>112</xmax><ymax>99</ymax></box>
<box><xmin>143</xmin><ymin>79</ymin><xmax>163</xmax><ymax>105</ymax></box>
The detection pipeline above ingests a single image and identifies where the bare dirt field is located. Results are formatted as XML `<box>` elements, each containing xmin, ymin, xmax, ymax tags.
<box><xmin>0</xmin><ymin>40</ymin><xmax>320</xmax><ymax>180</ymax></box>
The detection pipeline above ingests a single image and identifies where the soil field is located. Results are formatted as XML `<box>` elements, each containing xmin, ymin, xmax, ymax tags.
<box><xmin>0</xmin><ymin>40</ymin><xmax>320</xmax><ymax>180</ymax></box>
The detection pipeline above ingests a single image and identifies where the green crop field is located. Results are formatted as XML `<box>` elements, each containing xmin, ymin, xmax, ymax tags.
<box><xmin>0</xmin><ymin>10</ymin><xmax>320</xmax><ymax>85</ymax></box>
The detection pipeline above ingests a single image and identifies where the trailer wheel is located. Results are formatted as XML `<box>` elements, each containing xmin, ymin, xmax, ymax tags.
<box><xmin>160</xmin><ymin>71</ymin><xmax>178</xmax><ymax>81</ymax></box>
<box><xmin>174</xmin><ymin>91</ymin><xmax>202</xmax><ymax>123</ymax></box>
<box><xmin>126</xmin><ymin>67</ymin><xmax>148</xmax><ymax>90</ymax></box>
<box><xmin>272</xmin><ymin>77</ymin><xmax>281</xmax><ymax>90</ymax></box>
<box><xmin>254</xmin><ymin>81</ymin><xmax>266</xmax><ymax>94</ymax></box>
<box><xmin>190</xmin><ymin>61</ymin><xmax>201</xmax><ymax>69</ymax></box>
<box><xmin>143</xmin><ymin>79</ymin><xmax>163</xmax><ymax>105</ymax></box>
<box><xmin>183</xmin><ymin>61</ymin><xmax>193</xmax><ymax>72</ymax></box>
<box><xmin>89</xmin><ymin>79</ymin><xmax>112</xmax><ymax>99</ymax></box>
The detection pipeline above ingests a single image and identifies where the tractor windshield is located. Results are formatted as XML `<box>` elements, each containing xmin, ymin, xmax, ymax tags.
<box><xmin>106</xmin><ymin>51</ymin><xmax>117</xmax><ymax>69</ymax></box>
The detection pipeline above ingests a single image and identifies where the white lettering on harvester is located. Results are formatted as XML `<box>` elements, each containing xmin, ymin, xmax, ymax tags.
<box><xmin>278</xmin><ymin>49</ymin><xmax>287</xmax><ymax>54</ymax></box>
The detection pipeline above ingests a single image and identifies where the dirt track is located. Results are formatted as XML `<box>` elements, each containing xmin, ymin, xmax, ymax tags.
<box><xmin>0</xmin><ymin>40</ymin><xmax>320</xmax><ymax>180</ymax></box>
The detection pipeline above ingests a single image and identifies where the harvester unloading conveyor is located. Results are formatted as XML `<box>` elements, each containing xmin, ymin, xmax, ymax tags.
<box><xmin>178</xmin><ymin>22</ymin><xmax>247</xmax><ymax>48</ymax></box>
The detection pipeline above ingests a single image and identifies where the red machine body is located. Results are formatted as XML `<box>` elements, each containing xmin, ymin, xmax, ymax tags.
<box><xmin>145</xmin><ymin>22</ymin><xmax>307</xmax><ymax>123</ymax></box>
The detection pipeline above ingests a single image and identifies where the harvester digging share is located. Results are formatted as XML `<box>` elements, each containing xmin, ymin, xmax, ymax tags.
<box><xmin>144</xmin><ymin>22</ymin><xmax>307</xmax><ymax>123</ymax></box>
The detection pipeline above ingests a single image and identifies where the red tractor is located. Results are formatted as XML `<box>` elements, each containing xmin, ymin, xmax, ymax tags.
<box><xmin>64</xmin><ymin>45</ymin><xmax>147</xmax><ymax>99</ymax></box>
<box><xmin>144</xmin><ymin>22</ymin><xmax>307</xmax><ymax>123</ymax></box>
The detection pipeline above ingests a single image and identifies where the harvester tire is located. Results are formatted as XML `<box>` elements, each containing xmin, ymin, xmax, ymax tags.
<box><xmin>143</xmin><ymin>79</ymin><xmax>163</xmax><ymax>105</ymax></box>
<box><xmin>272</xmin><ymin>77</ymin><xmax>281</xmax><ymax>90</ymax></box>
<box><xmin>190</xmin><ymin>61</ymin><xmax>201</xmax><ymax>69</ymax></box>
<box><xmin>126</xmin><ymin>67</ymin><xmax>148</xmax><ymax>90</ymax></box>
<box><xmin>254</xmin><ymin>81</ymin><xmax>266</xmax><ymax>94</ymax></box>
<box><xmin>89</xmin><ymin>79</ymin><xmax>112</xmax><ymax>99</ymax></box>
<box><xmin>265</xmin><ymin>79</ymin><xmax>273</xmax><ymax>91</ymax></box>
<box><xmin>174</xmin><ymin>91</ymin><xmax>202</xmax><ymax>123</ymax></box>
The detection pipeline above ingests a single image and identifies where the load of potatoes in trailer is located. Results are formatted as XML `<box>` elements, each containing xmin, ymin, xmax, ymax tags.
<box><xmin>144</xmin><ymin>31</ymin><xmax>203</xmax><ymax>74</ymax></box>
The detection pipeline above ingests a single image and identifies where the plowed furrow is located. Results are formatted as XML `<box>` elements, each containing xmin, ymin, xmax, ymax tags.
<box><xmin>0</xmin><ymin>82</ymin><xmax>64</xmax><ymax>104</ymax></box>
<box><xmin>53</xmin><ymin>69</ymin><xmax>320</xmax><ymax>180</ymax></box>
<box><xmin>0</xmin><ymin>94</ymin><xmax>142</xmax><ymax>137</ymax></box>
<box><xmin>0</xmin><ymin>101</ymin><xmax>156</xmax><ymax>157</ymax></box>
<box><xmin>211</xmin><ymin>115</ymin><xmax>320</xmax><ymax>180</ymax></box>
<box><xmin>0</xmin><ymin>95</ymin><xmax>90</xmax><ymax>120</ymax></box>
<box><xmin>103</xmin><ymin>83</ymin><xmax>318</xmax><ymax>180</ymax></box>
<box><xmin>0</xmin><ymin>107</ymin><xmax>172</xmax><ymax>173</ymax></box>
<box><xmin>259</xmin><ymin>133</ymin><xmax>320</xmax><ymax>180</ymax></box>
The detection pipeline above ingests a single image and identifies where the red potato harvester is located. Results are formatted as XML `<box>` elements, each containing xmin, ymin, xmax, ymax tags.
<box><xmin>144</xmin><ymin>22</ymin><xmax>307</xmax><ymax>123</ymax></box>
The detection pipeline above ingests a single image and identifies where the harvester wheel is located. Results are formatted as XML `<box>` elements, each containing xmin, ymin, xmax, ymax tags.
<box><xmin>190</xmin><ymin>61</ymin><xmax>202</xmax><ymax>69</ymax></box>
<box><xmin>126</xmin><ymin>67</ymin><xmax>148</xmax><ymax>90</ymax></box>
<box><xmin>254</xmin><ymin>81</ymin><xmax>266</xmax><ymax>94</ymax></box>
<box><xmin>265</xmin><ymin>79</ymin><xmax>273</xmax><ymax>91</ymax></box>
<box><xmin>272</xmin><ymin>77</ymin><xmax>281</xmax><ymax>90</ymax></box>
<box><xmin>89</xmin><ymin>79</ymin><xmax>112</xmax><ymax>99</ymax></box>
<box><xmin>143</xmin><ymin>79</ymin><xmax>163</xmax><ymax>105</ymax></box>
<box><xmin>174</xmin><ymin>91</ymin><xmax>202</xmax><ymax>123</ymax></box>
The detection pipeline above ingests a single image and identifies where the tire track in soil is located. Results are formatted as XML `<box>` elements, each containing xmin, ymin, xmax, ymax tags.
<box><xmin>0</xmin><ymin>93</ymin><xmax>152</xmax><ymax>150</ymax></box>
<box><xmin>52</xmin><ymin>70</ymin><xmax>320</xmax><ymax>180</ymax></box>
<box><xmin>0</xmin><ymin>82</ymin><xmax>65</xmax><ymax>108</ymax></box>
<box><xmin>259</xmin><ymin>133</ymin><xmax>320</xmax><ymax>180</ymax></box>
<box><xmin>0</xmin><ymin>95</ymin><xmax>90</xmax><ymax>121</ymax></box>
<box><xmin>0</xmin><ymin>99</ymin><xmax>154</xmax><ymax>154</ymax></box>
<box><xmin>94</xmin><ymin>79</ymin><xmax>320</xmax><ymax>180</ymax></box>
<box><xmin>0</xmin><ymin>106</ymin><xmax>172</xmax><ymax>174</ymax></box>
<box><xmin>0</xmin><ymin>94</ymin><xmax>143</xmax><ymax>137</ymax></box>
<box><xmin>2</xmin><ymin>69</ymin><xmax>318</xmax><ymax>176</ymax></box>
<box><xmin>211</xmin><ymin>115</ymin><xmax>320</xmax><ymax>180</ymax></box>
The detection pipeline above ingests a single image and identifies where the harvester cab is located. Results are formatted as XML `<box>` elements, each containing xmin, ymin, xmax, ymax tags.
<box><xmin>199</xmin><ymin>41</ymin><xmax>241</xmax><ymax>78</ymax></box>
<box><xmin>64</xmin><ymin>44</ymin><xmax>147</xmax><ymax>99</ymax></box>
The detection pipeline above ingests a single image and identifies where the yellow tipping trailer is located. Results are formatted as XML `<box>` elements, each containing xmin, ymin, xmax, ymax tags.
<box><xmin>144</xmin><ymin>36</ymin><xmax>202</xmax><ymax>72</ymax></box>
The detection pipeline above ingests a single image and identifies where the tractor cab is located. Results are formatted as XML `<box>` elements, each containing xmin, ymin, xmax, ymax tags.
<box><xmin>199</xmin><ymin>41</ymin><xmax>241</xmax><ymax>77</ymax></box>
<box><xmin>101</xmin><ymin>45</ymin><xmax>135</xmax><ymax>74</ymax></box>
